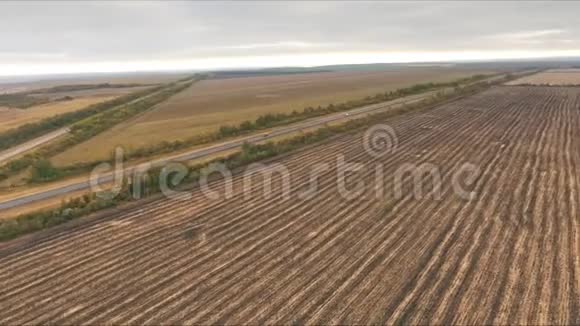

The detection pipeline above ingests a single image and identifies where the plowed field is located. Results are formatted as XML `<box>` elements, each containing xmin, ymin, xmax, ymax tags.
<box><xmin>0</xmin><ymin>86</ymin><xmax>578</xmax><ymax>325</ymax></box>
<box><xmin>506</xmin><ymin>69</ymin><xmax>580</xmax><ymax>85</ymax></box>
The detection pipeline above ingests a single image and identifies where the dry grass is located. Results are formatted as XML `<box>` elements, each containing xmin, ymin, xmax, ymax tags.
<box><xmin>52</xmin><ymin>68</ymin><xmax>491</xmax><ymax>165</ymax></box>
<box><xmin>506</xmin><ymin>68</ymin><xmax>580</xmax><ymax>85</ymax></box>
<box><xmin>0</xmin><ymin>96</ymin><xmax>117</xmax><ymax>132</ymax></box>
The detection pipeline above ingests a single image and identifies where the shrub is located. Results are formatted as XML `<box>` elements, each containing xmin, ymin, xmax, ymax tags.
<box><xmin>31</xmin><ymin>159</ymin><xmax>60</xmax><ymax>182</ymax></box>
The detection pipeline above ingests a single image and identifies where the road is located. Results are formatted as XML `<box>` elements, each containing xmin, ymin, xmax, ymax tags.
<box><xmin>0</xmin><ymin>81</ymin><xmax>186</xmax><ymax>166</ymax></box>
<box><xmin>0</xmin><ymin>89</ymin><xmax>453</xmax><ymax>212</ymax></box>
<box><xmin>0</xmin><ymin>127</ymin><xmax>69</xmax><ymax>165</ymax></box>
<box><xmin>0</xmin><ymin>72</ymin><xmax>521</xmax><ymax>213</ymax></box>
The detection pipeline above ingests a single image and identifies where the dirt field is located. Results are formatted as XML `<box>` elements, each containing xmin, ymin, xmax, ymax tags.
<box><xmin>0</xmin><ymin>85</ymin><xmax>577</xmax><ymax>324</ymax></box>
<box><xmin>506</xmin><ymin>68</ymin><xmax>580</xmax><ymax>85</ymax></box>
<box><xmin>51</xmin><ymin>67</ymin><xmax>491</xmax><ymax>165</ymax></box>
<box><xmin>0</xmin><ymin>96</ymin><xmax>117</xmax><ymax>132</ymax></box>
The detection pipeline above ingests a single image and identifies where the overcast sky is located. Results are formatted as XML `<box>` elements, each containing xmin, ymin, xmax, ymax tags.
<box><xmin>2</xmin><ymin>1</ymin><xmax>580</xmax><ymax>76</ymax></box>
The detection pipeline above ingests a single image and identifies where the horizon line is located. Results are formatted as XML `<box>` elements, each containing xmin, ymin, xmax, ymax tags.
<box><xmin>1</xmin><ymin>52</ymin><xmax>580</xmax><ymax>80</ymax></box>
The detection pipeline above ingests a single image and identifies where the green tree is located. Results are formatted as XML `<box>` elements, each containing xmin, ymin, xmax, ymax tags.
<box><xmin>31</xmin><ymin>159</ymin><xmax>60</xmax><ymax>182</ymax></box>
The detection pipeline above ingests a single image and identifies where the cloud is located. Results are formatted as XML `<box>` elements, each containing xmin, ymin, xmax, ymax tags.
<box><xmin>482</xmin><ymin>29</ymin><xmax>578</xmax><ymax>46</ymax></box>
<box><xmin>0</xmin><ymin>1</ymin><xmax>579</xmax><ymax>76</ymax></box>
<box><xmin>508</xmin><ymin>29</ymin><xmax>565</xmax><ymax>39</ymax></box>
<box><xmin>488</xmin><ymin>29</ymin><xmax>566</xmax><ymax>41</ymax></box>
<box><xmin>215</xmin><ymin>41</ymin><xmax>342</xmax><ymax>50</ymax></box>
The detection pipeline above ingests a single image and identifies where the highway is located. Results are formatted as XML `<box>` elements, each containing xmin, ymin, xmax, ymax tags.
<box><xmin>0</xmin><ymin>89</ymin><xmax>446</xmax><ymax>212</ymax></box>
<box><xmin>0</xmin><ymin>73</ymin><xmax>517</xmax><ymax>213</ymax></box>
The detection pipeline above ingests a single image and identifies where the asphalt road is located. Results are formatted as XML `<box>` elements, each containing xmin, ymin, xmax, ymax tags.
<box><xmin>0</xmin><ymin>90</ymin><xmax>437</xmax><ymax>212</ymax></box>
<box><xmin>0</xmin><ymin>82</ymin><xmax>182</xmax><ymax>167</ymax></box>
<box><xmin>0</xmin><ymin>73</ymin><xmax>519</xmax><ymax>213</ymax></box>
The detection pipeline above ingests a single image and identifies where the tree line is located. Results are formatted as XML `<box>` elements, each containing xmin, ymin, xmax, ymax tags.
<box><xmin>0</xmin><ymin>86</ymin><xmax>163</xmax><ymax>151</ymax></box>
<box><xmin>0</xmin><ymin>78</ymin><xmax>494</xmax><ymax>242</ymax></box>
<box><xmin>0</xmin><ymin>82</ymin><xmax>195</xmax><ymax>182</ymax></box>
<box><xmin>0</xmin><ymin>74</ymin><xmax>488</xmax><ymax>184</ymax></box>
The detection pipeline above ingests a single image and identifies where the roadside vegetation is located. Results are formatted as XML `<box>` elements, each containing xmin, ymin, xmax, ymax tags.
<box><xmin>0</xmin><ymin>83</ymin><xmax>156</xmax><ymax>109</ymax></box>
<box><xmin>11</xmin><ymin>74</ymin><xmax>494</xmax><ymax>183</ymax></box>
<box><xmin>60</xmin><ymin>68</ymin><xmax>496</xmax><ymax>161</ymax></box>
<box><xmin>0</xmin><ymin>93</ymin><xmax>50</xmax><ymax>109</ymax></box>
<box><xmin>0</xmin><ymin>78</ymin><xmax>496</xmax><ymax>241</ymax></box>
<box><xmin>31</xmin><ymin>82</ymin><xmax>156</xmax><ymax>94</ymax></box>
<box><xmin>0</xmin><ymin>97</ymin><xmax>126</xmax><ymax>133</ymax></box>
<box><xmin>0</xmin><ymin>87</ymin><xmax>162</xmax><ymax>151</ymax></box>
<box><xmin>0</xmin><ymin>77</ymin><xmax>203</xmax><ymax>182</ymax></box>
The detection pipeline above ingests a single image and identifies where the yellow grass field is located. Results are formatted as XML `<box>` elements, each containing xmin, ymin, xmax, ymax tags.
<box><xmin>0</xmin><ymin>96</ymin><xmax>116</xmax><ymax>132</ymax></box>
<box><xmin>506</xmin><ymin>68</ymin><xmax>580</xmax><ymax>85</ymax></box>
<box><xmin>52</xmin><ymin>68</ymin><xmax>492</xmax><ymax>165</ymax></box>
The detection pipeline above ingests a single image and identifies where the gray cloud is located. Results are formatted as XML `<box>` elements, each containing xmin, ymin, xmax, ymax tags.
<box><xmin>1</xmin><ymin>1</ymin><xmax>580</xmax><ymax>73</ymax></box>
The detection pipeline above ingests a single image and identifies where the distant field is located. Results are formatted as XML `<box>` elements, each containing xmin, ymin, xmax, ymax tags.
<box><xmin>30</xmin><ymin>85</ymin><xmax>152</xmax><ymax>101</ymax></box>
<box><xmin>0</xmin><ymin>96</ymin><xmax>116</xmax><ymax>132</ymax></box>
<box><xmin>0</xmin><ymin>72</ymin><xmax>188</xmax><ymax>94</ymax></box>
<box><xmin>506</xmin><ymin>69</ymin><xmax>580</xmax><ymax>85</ymax></box>
<box><xmin>52</xmin><ymin>67</ymin><xmax>492</xmax><ymax>165</ymax></box>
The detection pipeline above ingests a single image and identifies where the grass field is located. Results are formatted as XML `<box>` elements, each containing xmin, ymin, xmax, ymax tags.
<box><xmin>0</xmin><ymin>85</ymin><xmax>577</xmax><ymax>324</ymax></box>
<box><xmin>506</xmin><ymin>68</ymin><xmax>580</xmax><ymax>85</ymax></box>
<box><xmin>0</xmin><ymin>96</ymin><xmax>117</xmax><ymax>132</ymax></box>
<box><xmin>52</xmin><ymin>67</ymin><xmax>492</xmax><ymax>165</ymax></box>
